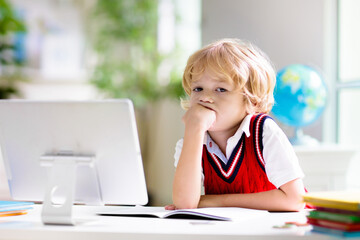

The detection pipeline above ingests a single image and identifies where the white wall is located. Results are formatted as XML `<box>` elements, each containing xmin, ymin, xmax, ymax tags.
<box><xmin>143</xmin><ymin>100</ymin><xmax>185</xmax><ymax>206</ymax></box>
<box><xmin>201</xmin><ymin>0</ymin><xmax>328</xmax><ymax>141</ymax></box>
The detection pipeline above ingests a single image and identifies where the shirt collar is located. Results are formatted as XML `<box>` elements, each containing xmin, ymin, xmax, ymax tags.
<box><xmin>204</xmin><ymin>114</ymin><xmax>253</xmax><ymax>162</ymax></box>
<box><xmin>229</xmin><ymin>114</ymin><xmax>252</xmax><ymax>139</ymax></box>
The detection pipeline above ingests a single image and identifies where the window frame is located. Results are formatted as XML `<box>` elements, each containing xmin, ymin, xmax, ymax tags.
<box><xmin>336</xmin><ymin>0</ymin><xmax>360</xmax><ymax>142</ymax></box>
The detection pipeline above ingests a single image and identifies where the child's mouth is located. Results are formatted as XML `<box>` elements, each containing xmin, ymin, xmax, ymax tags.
<box><xmin>204</xmin><ymin>106</ymin><xmax>215</xmax><ymax>111</ymax></box>
<box><xmin>201</xmin><ymin>105</ymin><xmax>215</xmax><ymax>112</ymax></box>
<box><xmin>198</xmin><ymin>102</ymin><xmax>216</xmax><ymax>112</ymax></box>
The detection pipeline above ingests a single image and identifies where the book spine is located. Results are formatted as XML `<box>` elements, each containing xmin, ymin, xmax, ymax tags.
<box><xmin>303</xmin><ymin>198</ymin><xmax>359</xmax><ymax>211</ymax></box>
<box><xmin>309</xmin><ymin>211</ymin><xmax>360</xmax><ymax>223</ymax></box>
<box><xmin>315</xmin><ymin>207</ymin><xmax>360</xmax><ymax>216</ymax></box>
<box><xmin>308</xmin><ymin>218</ymin><xmax>360</xmax><ymax>231</ymax></box>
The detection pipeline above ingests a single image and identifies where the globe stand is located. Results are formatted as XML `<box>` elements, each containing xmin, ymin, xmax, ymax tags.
<box><xmin>290</xmin><ymin>128</ymin><xmax>319</xmax><ymax>146</ymax></box>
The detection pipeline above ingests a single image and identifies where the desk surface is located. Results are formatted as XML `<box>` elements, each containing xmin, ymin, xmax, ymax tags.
<box><xmin>0</xmin><ymin>205</ymin><xmax>338</xmax><ymax>240</ymax></box>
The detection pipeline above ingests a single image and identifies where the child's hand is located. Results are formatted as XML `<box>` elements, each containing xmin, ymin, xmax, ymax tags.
<box><xmin>182</xmin><ymin>103</ymin><xmax>216</xmax><ymax>133</ymax></box>
<box><xmin>164</xmin><ymin>204</ymin><xmax>177</xmax><ymax>210</ymax></box>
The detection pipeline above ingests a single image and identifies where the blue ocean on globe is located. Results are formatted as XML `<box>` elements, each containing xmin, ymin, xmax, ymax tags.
<box><xmin>271</xmin><ymin>64</ymin><xmax>327</xmax><ymax>127</ymax></box>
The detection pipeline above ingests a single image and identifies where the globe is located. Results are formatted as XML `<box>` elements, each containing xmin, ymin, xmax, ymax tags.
<box><xmin>271</xmin><ymin>64</ymin><xmax>327</xmax><ymax>144</ymax></box>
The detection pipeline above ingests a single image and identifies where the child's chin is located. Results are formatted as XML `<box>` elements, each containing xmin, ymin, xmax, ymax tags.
<box><xmin>208</xmin><ymin>125</ymin><xmax>218</xmax><ymax>132</ymax></box>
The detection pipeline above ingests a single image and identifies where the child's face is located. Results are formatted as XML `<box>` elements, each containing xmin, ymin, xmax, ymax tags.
<box><xmin>189</xmin><ymin>70</ymin><xmax>247</xmax><ymax>133</ymax></box>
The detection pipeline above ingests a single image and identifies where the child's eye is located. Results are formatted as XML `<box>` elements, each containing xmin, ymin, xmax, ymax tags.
<box><xmin>216</xmin><ymin>88</ymin><xmax>227</xmax><ymax>92</ymax></box>
<box><xmin>193</xmin><ymin>87</ymin><xmax>203</xmax><ymax>92</ymax></box>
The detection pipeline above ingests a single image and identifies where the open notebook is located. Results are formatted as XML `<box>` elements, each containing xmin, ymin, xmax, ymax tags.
<box><xmin>98</xmin><ymin>206</ymin><xmax>269</xmax><ymax>221</ymax></box>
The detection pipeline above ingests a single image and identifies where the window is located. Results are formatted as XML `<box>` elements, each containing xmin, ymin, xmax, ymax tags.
<box><xmin>337</xmin><ymin>0</ymin><xmax>360</xmax><ymax>145</ymax></box>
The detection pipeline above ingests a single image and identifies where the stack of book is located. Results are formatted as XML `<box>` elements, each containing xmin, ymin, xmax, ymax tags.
<box><xmin>0</xmin><ymin>201</ymin><xmax>34</xmax><ymax>217</ymax></box>
<box><xmin>303</xmin><ymin>191</ymin><xmax>360</xmax><ymax>237</ymax></box>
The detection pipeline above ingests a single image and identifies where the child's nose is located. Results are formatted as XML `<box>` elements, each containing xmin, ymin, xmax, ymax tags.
<box><xmin>199</xmin><ymin>91</ymin><xmax>214</xmax><ymax>103</ymax></box>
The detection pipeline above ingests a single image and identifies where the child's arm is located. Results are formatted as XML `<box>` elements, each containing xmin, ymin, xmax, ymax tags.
<box><xmin>197</xmin><ymin>178</ymin><xmax>305</xmax><ymax>211</ymax></box>
<box><xmin>172</xmin><ymin>104</ymin><xmax>216</xmax><ymax>209</ymax></box>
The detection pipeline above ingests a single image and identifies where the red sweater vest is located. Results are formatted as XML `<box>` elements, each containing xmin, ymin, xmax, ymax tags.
<box><xmin>202</xmin><ymin>114</ymin><xmax>277</xmax><ymax>195</ymax></box>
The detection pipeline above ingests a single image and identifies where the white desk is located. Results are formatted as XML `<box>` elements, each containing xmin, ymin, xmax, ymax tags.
<box><xmin>0</xmin><ymin>205</ymin><xmax>338</xmax><ymax>240</ymax></box>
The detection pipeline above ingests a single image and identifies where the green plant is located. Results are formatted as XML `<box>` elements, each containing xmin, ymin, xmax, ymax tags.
<box><xmin>0</xmin><ymin>0</ymin><xmax>26</xmax><ymax>99</ymax></box>
<box><xmin>89</xmin><ymin>0</ymin><xmax>184</xmax><ymax>107</ymax></box>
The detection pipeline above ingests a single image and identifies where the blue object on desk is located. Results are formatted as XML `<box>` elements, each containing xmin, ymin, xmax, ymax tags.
<box><xmin>0</xmin><ymin>201</ymin><xmax>34</xmax><ymax>211</ymax></box>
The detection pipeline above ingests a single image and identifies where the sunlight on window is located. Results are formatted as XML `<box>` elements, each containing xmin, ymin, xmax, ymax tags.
<box><xmin>339</xmin><ymin>0</ymin><xmax>360</xmax><ymax>81</ymax></box>
<box><xmin>157</xmin><ymin>0</ymin><xmax>201</xmax><ymax>86</ymax></box>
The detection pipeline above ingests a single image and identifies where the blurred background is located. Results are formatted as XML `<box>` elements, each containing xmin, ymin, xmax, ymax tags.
<box><xmin>0</xmin><ymin>0</ymin><xmax>359</xmax><ymax>206</ymax></box>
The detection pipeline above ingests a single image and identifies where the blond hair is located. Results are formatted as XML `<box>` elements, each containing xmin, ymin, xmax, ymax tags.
<box><xmin>181</xmin><ymin>38</ymin><xmax>276</xmax><ymax>114</ymax></box>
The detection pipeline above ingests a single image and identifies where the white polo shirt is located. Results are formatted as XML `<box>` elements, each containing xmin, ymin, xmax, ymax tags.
<box><xmin>174</xmin><ymin>114</ymin><xmax>304</xmax><ymax>188</ymax></box>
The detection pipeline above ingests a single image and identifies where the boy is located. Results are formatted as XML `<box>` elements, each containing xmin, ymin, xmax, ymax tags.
<box><xmin>167</xmin><ymin>38</ymin><xmax>305</xmax><ymax>211</ymax></box>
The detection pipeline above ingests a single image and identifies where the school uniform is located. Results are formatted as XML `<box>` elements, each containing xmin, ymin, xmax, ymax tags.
<box><xmin>174</xmin><ymin>114</ymin><xmax>304</xmax><ymax>194</ymax></box>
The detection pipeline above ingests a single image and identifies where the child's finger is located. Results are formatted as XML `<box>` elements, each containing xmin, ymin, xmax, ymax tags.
<box><xmin>164</xmin><ymin>204</ymin><xmax>176</xmax><ymax>210</ymax></box>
